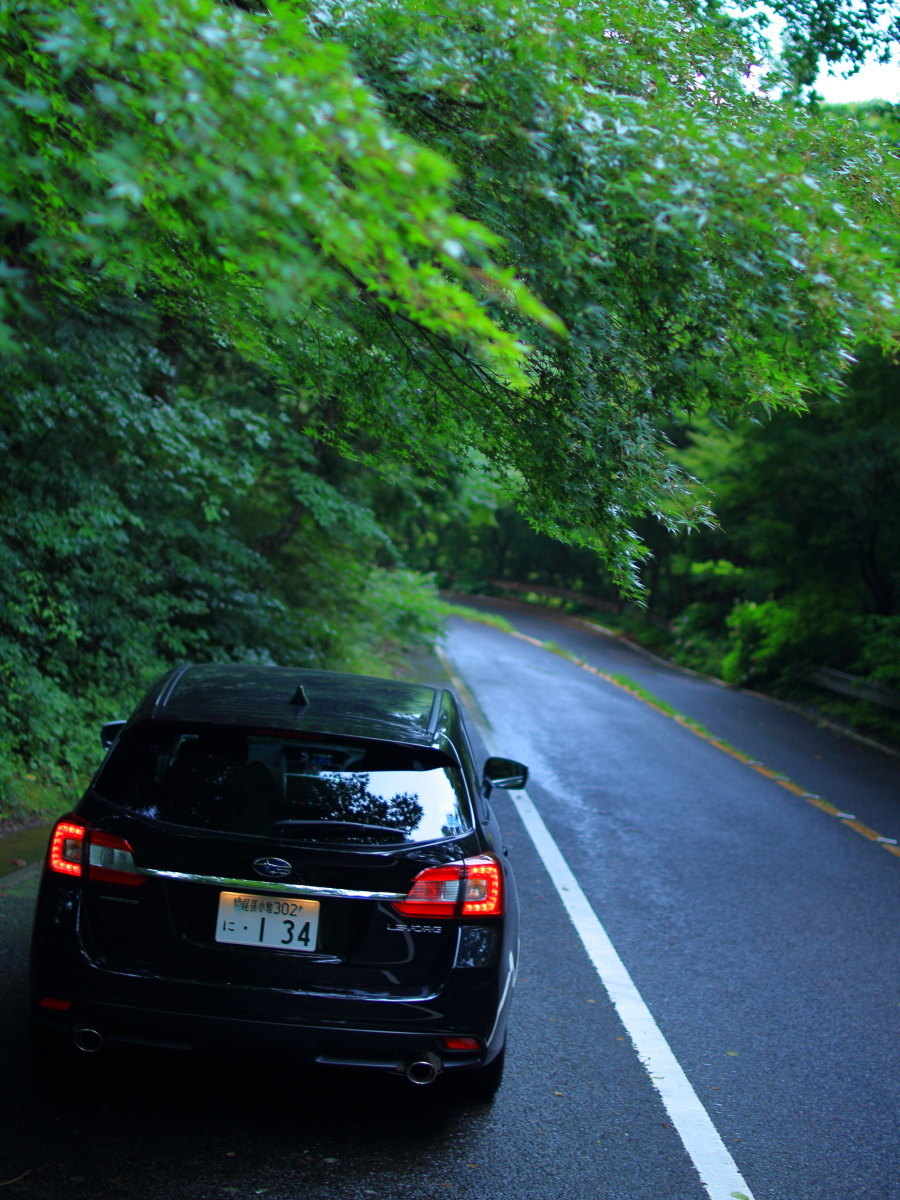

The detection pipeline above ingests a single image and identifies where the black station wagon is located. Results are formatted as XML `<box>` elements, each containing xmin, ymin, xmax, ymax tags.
<box><xmin>29</xmin><ymin>664</ymin><xmax>527</xmax><ymax>1098</ymax></box>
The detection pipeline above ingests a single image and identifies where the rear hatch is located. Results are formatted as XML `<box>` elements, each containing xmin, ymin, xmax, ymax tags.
<box><xmin>73</xmin><ymin>721</ymin><xmax>483</xmax><ymax>999</ymax></box>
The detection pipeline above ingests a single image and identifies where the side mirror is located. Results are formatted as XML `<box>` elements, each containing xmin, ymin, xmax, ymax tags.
<box><xmin>483</xmin><ymin>757</ymin><xmax>529</xmax><ymax>792</ymax></box>
<box><xmin>101</xmin><ymin>720</ymin><xmax>126</xmax><ymax>750</ymax></box>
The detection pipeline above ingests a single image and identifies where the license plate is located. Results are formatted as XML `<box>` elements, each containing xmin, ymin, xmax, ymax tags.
<box><xmin>215</xmin><ymin>891</ymin><xmax>320</xmax><ymax>952</ymax></box>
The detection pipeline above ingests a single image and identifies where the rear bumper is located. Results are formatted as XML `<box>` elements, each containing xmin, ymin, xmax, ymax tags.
<box><xmin>30</xmin><ymin>996</ymin><xmax>505</xmax><ymax>1074</ymax></box>
<box><xmin>29</xmin><ymin>948</ymin><xmax>513</xmax><ymax>1073</ymax></box>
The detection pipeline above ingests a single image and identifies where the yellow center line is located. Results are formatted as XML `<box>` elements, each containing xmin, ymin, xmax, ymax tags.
<box><xmin>841</xmin><ymin>818</ymin><xmax>880</xmax><ymax>841</ymax></box>
<box><xmin>509</xmin><ymin>629</ymin><xmax>899</xmax><ymax>860</ymax></box>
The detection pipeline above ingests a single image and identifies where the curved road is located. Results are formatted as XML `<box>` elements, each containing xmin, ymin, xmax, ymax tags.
<box><xmin>441</xmin><ymin>599</ymin><xmax>899</xmax><ymax>1200</ymax></box>
<box><xmin>0</xmin><ymin>598</ymin><xmax>896</xmax><ymax>1200</ymax></box>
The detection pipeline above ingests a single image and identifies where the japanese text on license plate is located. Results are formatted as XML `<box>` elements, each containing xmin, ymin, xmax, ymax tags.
<box><xmin>215</xmin><ymin>890</ymin><xmax>320</xmax><ymax>952</ymax></box>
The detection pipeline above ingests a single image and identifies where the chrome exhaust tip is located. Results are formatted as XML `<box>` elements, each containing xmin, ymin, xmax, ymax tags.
<box><xmin>405</xmin><ymin>1052</ymin><xmax>442</xmax><ymax>1086</ymax></box>
<box><xmin>73</xmin><ymin>1027</ymin><xmax>104</xmax><ymax>1053</ymax></box>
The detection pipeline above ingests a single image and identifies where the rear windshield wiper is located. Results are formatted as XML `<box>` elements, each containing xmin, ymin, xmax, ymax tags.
<box><xmin>273</xmin><ymin>819</ymin><xmax>407</xmax><ymax>842</ymax></box>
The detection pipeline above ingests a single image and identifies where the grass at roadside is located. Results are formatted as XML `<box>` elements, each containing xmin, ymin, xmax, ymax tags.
<box><xmin>438</xmin><ymin>602</ymin><xmax>515</xmax><ymax>634</ymax></box>
<box><xmin>0</xmin><ymin>770</ymin><xmax>75</xmax><ymax>834</ymax></box>
<box><xmin>538</xmin><ymin>639</ymin><xmax>725</xmax><ymax>745</ymax></box>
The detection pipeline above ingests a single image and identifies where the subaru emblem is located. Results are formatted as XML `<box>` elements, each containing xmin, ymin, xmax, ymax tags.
<box><xmin>253</xmin><ymin>856</ymin><xmax>292</xmax><ymax>880</ymax></box>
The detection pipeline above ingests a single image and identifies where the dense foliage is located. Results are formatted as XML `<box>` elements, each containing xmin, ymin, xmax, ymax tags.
<box><xmin>0</xmin><ymin>301</ymin><xmax>448</xmax><ymax>816</ymax></box>
<box><xmin>311</xmin><ymin>0</ymin><xmax>899</xmax><ymax>578</ymax></box>
<box><xmin>417</xmin><ymin>342</ymin><xmax>900</xmax><ymax>740</ymax></box>
<box><xmin>674</xmin><ymin>344</ymin><xmax>900</xmax><ymax>692</ymax></box>
<box><xmin>2</xmin><ymin>0</ymin><xmax>899</xmax><ymax>815</ymax></box>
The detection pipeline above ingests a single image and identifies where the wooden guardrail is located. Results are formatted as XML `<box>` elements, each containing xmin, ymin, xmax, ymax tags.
<box><xmin>487</xmin><ymin>578</ymin><xmax>622</xmax><ymax>614</ymax></box>
<box><xmin>804</xmin><ymin>667</ymin><xmax>900</xmax><ymax>712</ymax></box>
<box><xmin>486</xmin><ymin>578</ymin><xmax>675</xmax><ymax>628</ymax></box>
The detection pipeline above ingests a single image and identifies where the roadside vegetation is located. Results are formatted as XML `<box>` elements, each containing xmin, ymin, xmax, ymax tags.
<box><xmin>2</xmin><ymin>0</ymin><xmax>898</xmax><ymax>825</ymax></box>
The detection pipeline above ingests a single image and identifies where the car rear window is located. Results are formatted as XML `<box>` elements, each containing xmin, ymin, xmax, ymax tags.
<box><xmin>93</xmin><ymin>723</ymin><xmax>472</xmax><ymax>845</ymax></box>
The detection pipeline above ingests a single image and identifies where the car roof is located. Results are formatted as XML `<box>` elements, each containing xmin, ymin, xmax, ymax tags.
<box><xmin>126</xmin><ymin>663</ymin><xmax>461</xmax><ymax>753</ymax></box>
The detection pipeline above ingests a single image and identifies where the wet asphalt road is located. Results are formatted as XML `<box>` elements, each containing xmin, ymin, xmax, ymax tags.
<box><xmin>453</xmin><ymin>595</ymin><xmax>900</xmax><ymax>848</ymax></box>
<box><xmin>1</xmin><ymin>600</ymin><xmax>897</xmax><ymax>1200</ymax></box>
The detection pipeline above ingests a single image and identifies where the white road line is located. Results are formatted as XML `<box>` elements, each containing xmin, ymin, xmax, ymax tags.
<box><xmin>511</xmin><ymin>787</ymin><xmax>755</xmax><ymax>1200</ymax></box>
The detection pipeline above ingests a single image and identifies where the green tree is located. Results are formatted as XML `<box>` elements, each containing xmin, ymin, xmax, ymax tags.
<box><xmin>0</xmin><ymin>300</ymin><xmax>445</xmax><ymax>803</ymax></box>
<box><xmin>719</xmin><ymin>0</ymin><xmax>900</xmax><ymax>90</ymax></box>
<box><xmin>314</xmin><ymin>0</ymin><xmax>898</xmax><ymax>581</ymax></box>
<box><xmin>727</xmin><ymin>350</ymin><xmax>899</xmax><ymax>616</ymax></box>
<box><xmin>3</xmin><ymin>0</ymin><xmax>900</xmax><ymax>807</ymax></box>
<box><xmin>4</xmin><ymin>0</ymin><xmax>899</xmax><ymax>580</ymax></box>
<box><xmin>640</xmin><ymin>343</ymin><xmax>900</xmax><ymax>692</ymax></box>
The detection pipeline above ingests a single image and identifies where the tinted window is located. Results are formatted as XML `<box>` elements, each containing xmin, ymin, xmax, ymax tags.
<box><xmin>94</xmin><ymin>723</ymin><xmax>471</xmax><ymax>844</ymax></box>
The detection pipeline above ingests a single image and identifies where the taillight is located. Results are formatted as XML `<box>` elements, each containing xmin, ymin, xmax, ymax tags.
<box><xmin>48</xmin><ymin>821</ymin><xmax>87</xmax><ymax>877</ymax></box>
<box><xmin>46</xmin><ymin>820</ymin><xmax>143</xmax><ymax>886</ymax></box>
<box><xmin>461</xmin><ymin>856</ymin><xmax>504</xmax><ymax>915</ymax></box>
<box><xmin>393</xmin><ymin>855</ymin><xmax>504</xmax><ymax>918</ymax></box>
<box><xmin>87</xmin><ymin>831</ymin><xmax>143</xmax><ymax>886</ymax></box>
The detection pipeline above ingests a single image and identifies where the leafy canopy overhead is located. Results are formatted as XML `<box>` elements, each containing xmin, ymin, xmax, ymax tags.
<box><xmin>719</xmin><ymin>0</ymin><xmax>900</xmax><ymax>89</ymax></box>
<box><xmin>2</xmin><ymin>0</ymin><xmax>899</xmax><ymax>589</ymax></box>
<box><xmin>0</xmin><ymin>0</ymin><xmax>556</xmax><ymax>377</ymax></box>
<box><xmin>304</xmin><ymin>0</ymin><xmax>899</xmax><ymax>577</ymax></box>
